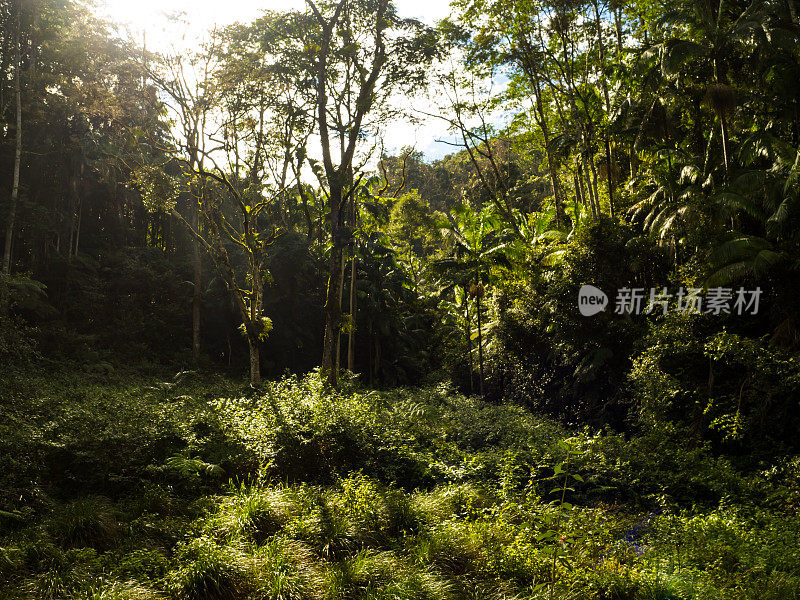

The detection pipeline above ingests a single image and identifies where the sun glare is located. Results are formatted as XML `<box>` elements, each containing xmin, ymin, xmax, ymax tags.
<box><xmin>93</xmin><ymin>0</ymin><xmax>457</xmax><ymax>158</ymax></box>
<box><xmin>95</xmin><ymin>0</ymin><xmax>452</xmax><ymax>53</ymax></box>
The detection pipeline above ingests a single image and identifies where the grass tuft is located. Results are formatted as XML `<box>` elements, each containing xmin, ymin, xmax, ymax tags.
<box><xmin>49</xmin><ymin>496</ymin><xmax>120</xmax><ymax>550</ymax></box>
<box><xmin>84</xmin><ymin>579</ymin><xmax>164</xmax><ymax>600</ymax></box>
<box><xmin>251</xmin><ymin>536</ymin><xmax>324</xmax><ymax>600</ymax></box>
<box><xmin>166</xmin><ymin>537</ymin><xmax>250</xmax><ymax>600</ymax></box>
<box><xmin>210</xmin><ymin>485</ymin><xmax>295</xmax><ymax>544</ymax></box>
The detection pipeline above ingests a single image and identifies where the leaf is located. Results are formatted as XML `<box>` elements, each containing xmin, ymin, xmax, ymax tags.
<box><xmin>661</xmin><ymin>40</ymin><xmax>704</xmax><ymax>77</ymax></box>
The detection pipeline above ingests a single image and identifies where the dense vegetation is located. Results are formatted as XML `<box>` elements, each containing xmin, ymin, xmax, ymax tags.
<box><xmin>1</xmin><ymin>0</ymin><xmax>799</xmax><ymax>598</ymax></box>
<box><xmin>1</xmin><ymin>371</ymin><xmax>799</xmax><ymax>599</ymax></box>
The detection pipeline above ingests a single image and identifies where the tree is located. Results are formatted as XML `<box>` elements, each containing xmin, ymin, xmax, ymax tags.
<box><xmin>145</xmin><ymin>28</ymin><xmax>308</xmax><ymax>384</ymax></box>
<box><xmin>2</xmin><ymin>4</ymin><xmax>21</xmax><ymax>281</ymax></box>
<box><xmin>434</xmin><ymin>203</ymin><xmax>511</xmax><ymax>395</ymax></box>
<box><xmin>299</xmin><ymin>0</ymin><xmax>439</xmax><ymax>386</ymax></box>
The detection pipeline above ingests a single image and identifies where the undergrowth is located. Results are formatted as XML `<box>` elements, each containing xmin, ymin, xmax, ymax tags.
<box><xmin>0</xmin><ymin>371</ymin><xmax>798</xmax><ymax>599</ymax></box>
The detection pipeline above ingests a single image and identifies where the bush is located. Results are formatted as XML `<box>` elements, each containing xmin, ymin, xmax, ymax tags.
<box><xmin>490</xmin><ymin>217</ymin><xmax>666</xmax><ymax>427</ymax></box>
<box><xmin>83</xmin><ymin>579</ymin><xmax>163</xmax><ymax>600</ymax></box>
<box><xmin>629</xmin><ymin>316</ymin><xmax>800</xmax><ymax>457</ymax></box>
<box><xmin>208</xmin><ymin>485</ymin><xmax>295</xmax><ymax>544</ymax></box>
<box><xmin>166</xmin><ymin>538</ymin><xmax>251</xmax><ymax>600</ymax></box>
<box><xmin>49</xmin><ymin>496</ymin><xmax>120</xmax><ymax>550</ymax></box>
<box><xmin>251</xmin><ymin>537</ymin><xmax>324</xmax><ymax>600</ymax></box>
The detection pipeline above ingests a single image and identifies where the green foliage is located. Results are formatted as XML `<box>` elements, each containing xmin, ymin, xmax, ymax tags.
<box><xmin>83</xmin><ymin>579</ymin><xmax>163</xmax><ymax>600</ymax></box>
<box><xmin>492</xmin><ymin>217</ymin><xmax>667</xmax><ymax>423</ymax></box>
<box><xmin>48</xmin><ymin>496</ymin><xmax>120</xmax><ymax>550</ymax></box>
<box><xmin>239</xmin><ymin>317</ymin><xmax>274</xmax><ymax>343</ymax></box>
<box><xmin>0</xmin><ymin>273</ymin><xmax>47</xmax><ymax>363</ymax></box>
<box><xmin>250</xmin><ymin>537</ymin><xmax>323</xmax><ymax>600</ymax></box>
<box><xmin>165</xmin><ymin>456</ymin><xmax>226</xmax><ymax>480</ymax></box>
<box><xmin>1</xmin><ymin>371</ymin><xmax>799</xmax><ymax>600</ymax></box>
<box><xmin>388</xmin><ymin>190</ymin><xmax>443</xmax><ymax>257</ymax></box>
<box><xmin>630</xmin><ymin>315</ymin><xmax>800</xmax><ymax>454</ymax></box>
<box><xmin>132</xmin><ymin>166</ymin><xmax>178</xmax><ymax>213</ymax></box>
<box><xmin>207</xmin><ymin>485</ymin><xmax>294</xmax><ymax>544</ymax></box>
<box><xmin>166</xmin><ymin>538</ymin><xmax>250</xmax><ymax>600</ymax></box>
<box><xmin>4</xmin><ymin>0</ymin><xmax>800</xmax><ymax>596</ymax></box>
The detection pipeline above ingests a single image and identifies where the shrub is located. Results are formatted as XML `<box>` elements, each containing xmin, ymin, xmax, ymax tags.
<box><xmin>251</xmin><ymin>537</ymin><xmax>323</xmax><ymax>600</ymax></box>
<box><xmin>84</xmin><ymin>579</ymin><xmax>163</xmax><ymax>600</ymax></box>
<box><xmin>49</xmin><ymin>496</ymin><xmax>120</xmax><ymax>550</ymax></box>
<box><xmin>629</xmin><ymin>317</ymin><xmax>800</xmax><ymax>457</ymax></box>
<box><xmin>165</xmin><ymin>538</ymin><xmax>250</xmax><ymax>600</ymax></box>
<box><xmin>209</xmin><ymin>485</ymin><xmax>295</xmax><ymax>544</ymax></box>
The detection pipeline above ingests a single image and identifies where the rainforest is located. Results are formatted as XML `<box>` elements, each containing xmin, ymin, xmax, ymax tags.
<box><xmin>1</xmin><ymin>0</ymin><xmax>800</xmax><ymax>598</ymax></box>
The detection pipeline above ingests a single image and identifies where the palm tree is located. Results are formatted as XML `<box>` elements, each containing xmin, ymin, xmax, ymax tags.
<box><xmin>433</xmin><ymin>204</ymin><xmax>511</xmax><ymax>395</ymax></box>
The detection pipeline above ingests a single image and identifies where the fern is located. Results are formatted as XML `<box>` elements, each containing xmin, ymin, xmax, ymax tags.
<box><xmin>165</xmin><ymin>455</ymin><xmax>226</xmax><ymax>479</ymax></box>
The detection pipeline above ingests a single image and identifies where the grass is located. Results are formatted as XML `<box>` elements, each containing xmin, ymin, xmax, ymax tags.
<box><xmin>49</xmin><ymin>496</ymin><xmax>120</xmax><ymax>550</ymax></box>
<box><xmin>166</xmin><ymin>538</ymin><xmax>250</xmax><ymax>600</ymax></box>
<box><xmin>0</xmin><ymin>371</ymin><xmax>799</xmax><ymax>600</ymax></box>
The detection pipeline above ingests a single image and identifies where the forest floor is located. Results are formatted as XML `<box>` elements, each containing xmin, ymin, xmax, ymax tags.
<box><xmin>0</xmin><ymin>368</ymin><xmax>798</xmax><ymax>600</ymax></box>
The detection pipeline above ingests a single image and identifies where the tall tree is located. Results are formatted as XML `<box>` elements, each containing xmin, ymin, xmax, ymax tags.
<box><xmin>301</xmin><ymin>0</ymin><xmax>438</xmax><ymax>385</ymax></box>
<box><xmin>434</xmin><ymin>203</ymin><xmax>511</xmax><ymax>395</ymax></box>
<box><xmin>145</xmin><ymin>31</ymin><xmax>307</xmax><ymax>384</ymax></box>
<box><xmin>2</xmin><ymin>6</ymin><xmax>21</xmax><ymax>278</ymax></box>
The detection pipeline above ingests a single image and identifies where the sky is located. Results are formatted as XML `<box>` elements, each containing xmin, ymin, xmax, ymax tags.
<box><xmin>94</xmin><ymin>0</ymin><xmax>463</xmax><ymax>160</ymax></box>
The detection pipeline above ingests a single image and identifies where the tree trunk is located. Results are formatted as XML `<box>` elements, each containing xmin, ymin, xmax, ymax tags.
<box><xmin>476</xmin><ymin>292</ymin><xmax>485</xmax><ymax>397</ymax></box>
<box><xmin>588</xmin><ymin>153</ymin><xmax>601</xmax><ymax>216</ymax></box>
<box><xmin>368</xmin><ymin>321</ymin><xmax>374</xmax><ymax>386</ymax></box>
<box><xmin>521</xmin><ymin>49</ymin><xmax>564</xmax><ymax>226</ymax></box>
<box><xmin>720</xmin><ymin>113</ymin><xmax>730</xmax><ymax>177</ymax></box>
<box><xmin>534</xmin><ymin>85</ymin><xmax>564</xmax><ymax>225</ymax></box>
<box><xmin>592</xmin><ymin>0</ymin><xmax>616</xmax><ymax>217</ymax></box>
<box><xmin>192</xmin><ymin>210</ymin><xmax>202</xmax><ymax>363</ymax></box>
<box><xmin>582</xmin><ymin>154</ymin><xmax>598</xmax><ymax>219</ymax></box>
<box><xmin>788</xmin><ymin>0</ymin><xmax>798</xmax><ymax>25</ymax></box>
<box><xmin>68</xmin><ymin>176</ymin><xmax>76</xmax><ymax>257</ymax></box>
<box><xmin>336</xmin><ymin>246</ymin><xmax>346</xmax><ymax>369</ymax></box>
<box><xmin>347</xmin><ymin>188</ymin><xmax>358</xmax><ymax>372</ymax></box>
<box><xmin>573</xmin><ymin>173</ymin><xmax>584</xmax><ymax>216</ymax></box>
<box><xmin>576</xmin><ymin>160</ymin><xmax>587</xmax><ymax>211</ymax></box>
<box><xmin>322</xmin><ymin>187</ymin><xmax>344</xmax><ymax>386</ymax></box>
<box><xmin>311</xmin><ymin>0</ymin><xmax>387</xmax><ymax>386</ymax></box>
<box><xmin>465</xmin><ymin>292</ymin><xmax>474</xmax><ymax>393</ymax></box>
<box><xmin>604</xmin><ymin>137</ymin><xmax>616</xmax><ymax>218</ymax></box>
<box><xmin>373</xmin><ymin>329</ymin><xmax>381</xmax><ymax>384</ymax></box>
<box><xmin>347</xmin><ymin>254</ymin><xmax>357</xmax><ymax>371</ymax></box>
<box><xmin>3</xmin><ymin>22</ymin><xmax>22</xmax><ymax>277</ymax></box>
<box><xmin>248</xmin><ymin>336</ymin><xmax>261</xmax><ymax>385</ymax></box>
<box><xmin>74</xmin><ymin>197</ymin><xmax>82</xmax><ymax>256</ymax></box>
<box><xmin>614</xmin><ymin>9</ymin><xmax>624</xmax><ymax>52</ymax></box>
